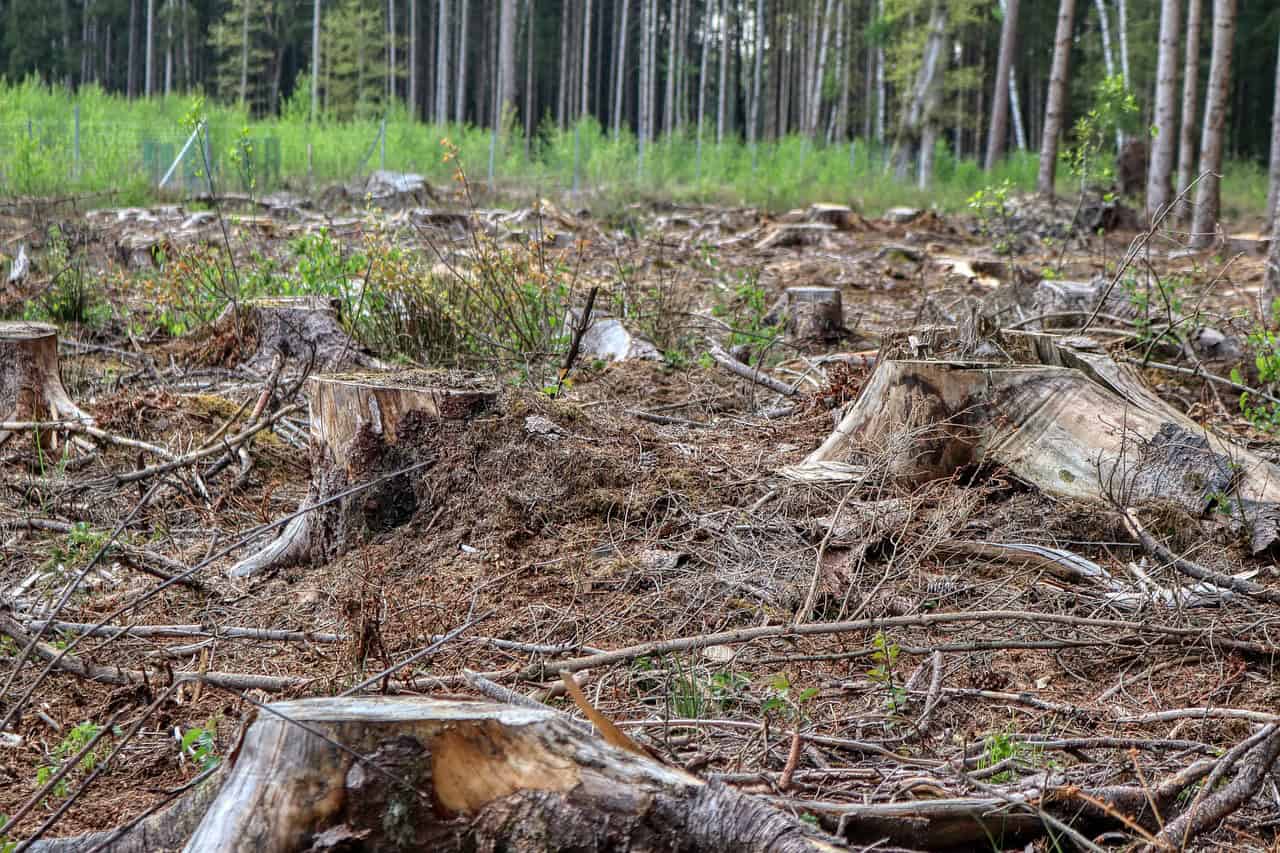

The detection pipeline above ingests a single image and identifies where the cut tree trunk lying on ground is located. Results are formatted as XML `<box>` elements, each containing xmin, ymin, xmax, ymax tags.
<box><xmin>216</xmin><ymin>296</ymin><xmax>387</xmax><ymax>374</ymax></box>
<box><xmin>180</xmin><ymin>698</ymin><xmax>845</xmax><ymax>852</ymax></box>
<box><xmin>0</xmin><ymin>321</ymin><xmax>94</xmax><ymax>451</ymax></box>
<box><xmin>227</xmin><ymin>371</ymin><xmax>497</xmax><ymax>578</ymax></box>
<box><xmin>795</xmin><ymin>327</ymin><xmax>1280</xmax><ymax>553</ymax></box>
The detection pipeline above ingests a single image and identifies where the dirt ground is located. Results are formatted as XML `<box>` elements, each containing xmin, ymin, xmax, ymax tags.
<box><xmin>1</xmin><ymin>186</ymin><xmax>1279</xmax><ymax>851</ymax></box>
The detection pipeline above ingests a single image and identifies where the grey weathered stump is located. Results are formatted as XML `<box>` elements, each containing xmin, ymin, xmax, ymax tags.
<box><xmin>227</xmin><ymin>372</ymin><xmax>496</xmax><ymax>577</ymax></box>
<box><xmin>782</xmin><ymin>287</ymin><xmax>844</xmax><ymax>341</ymax></box>
<box><xmin>218</xmin><ymin>295</ymin><xmax>385</xmax><ymax>373</ymax></box>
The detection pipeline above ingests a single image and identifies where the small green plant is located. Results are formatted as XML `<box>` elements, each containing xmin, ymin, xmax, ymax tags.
<box><xmin>708</xmin><ymin>671</ymin><xmax>752</xmax><ymax>711</ymax></box>
<box><xmin>178</xmin><ymin>724</ymin><xmax>220</xmax><ymax>771</ymax></box>
<box><xmin>42</xmin><ymin>522</ymin><xmax>107</xmax><ymax>575</ymax></box>
<box><xmin>977</xmin><ymin>730</ymin><xmax>1019</xmax><ymax>782</ymax></box>
<box><xmin>1234</xmin><ymin>323</ymin><xmax>1280</xmax><ymax>432</ymax></box>
<box><xmin>967</xmin><ymin>179</ymin><xmax>1015</xmax><ymax>255</ymax></box>
<box><xmin>36</xmin><ymin>721</ymin><xmax>105</xmax><ymax>801</ymax></box>
<box><xmin>867</xmin><ymin>632</ymin><xmax>907</xmax><ymax>715</ymax></box>
<box><xmin>1121</xmin><ymin>273</ymin><xmax>1190</xmax><ymax>352</ymax></box>
<box><xmin>1067</xmin><ymin>75</ymin><xmax>1139</xmax><ymax>191</ymax></box>
<box><xmin>761</xmin><ymin>673</ymin><xmax>818</xmax><ymax>724</ymax></box>
<box><xmin>0</xmin><ymin>814</ymin><xmax>14</xmax><ymax>853</ymax></box>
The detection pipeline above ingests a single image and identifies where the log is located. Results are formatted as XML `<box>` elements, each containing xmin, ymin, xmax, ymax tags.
<box><xmin>0</xmin><ymin>321</ymin><xmax>94</xmax><ymax>451</ymax></box>
<box><xmin>217</xmin><ymin>296</ymin><xmax>386</xmax><ymax>374</ymax></box>
<box><xmin>181</xmin><ymin>697</ymin><xmax>845</xmax><ymax>852</ymax></box>
<box><xmin>795</xmin><ymin>327</ymin><xmax>1280</xmax><ymax>552</ymax></box>
<box><xmin>779</xmin><ymin>287</ymin><xmax>843</xmax><ymax>342</ymax></box>
<box><xmin>227</xmin><ymin>372</ymin><xmax>497</xmax><ymax>577</ymax></box>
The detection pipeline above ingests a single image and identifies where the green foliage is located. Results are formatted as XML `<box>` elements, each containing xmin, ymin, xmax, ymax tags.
<box><xmin>1234</xmin><ymin>323</ymin><xmax>1280</xmax><ymax>432</ymax></box>
<box><xmin>967</xmin><ymin>179</ymin><xmax>1015</xmax><ymax>255</ymax></box>
<box><xmin>711</xmin><ymin>269</ymin><xmax>780</xmax><ymax>354</ymax></box>
<box><xmin>42</xmin><ymin>522</ymin><xmax>107</xmax><ymax>575</ymax></box>
<box><xmin>1067</xmin><ymin>75</ymin><xmax>1139</xmax><ymax>189</ymax></box>
<box><xmin>0</xmin><ymin>813</ymin><xmax>14</xmax><ymax>853</ymax></box>
<box><xmin>36</xmin><ymin>721</ymin><xmax>105</xmax><ymax>801</ymax></box>
<box><xmin>179</xmin><ymin>724</ymin><xmax>220</xmax><ymax>771</ymax></box>
<box><xmin>1121</xmin><ymin>273</ymin><xmax>1190</xmax><ymax>351</ymax></box>
<box><xmin>761</xmin><ymin>673</ymin><xmax>819</xmax><ymax>723</ymax></box>
<box><xmin>867</xmin><ymin>632</ymin><xmax>907</xmax><ymax>715</ymax></box>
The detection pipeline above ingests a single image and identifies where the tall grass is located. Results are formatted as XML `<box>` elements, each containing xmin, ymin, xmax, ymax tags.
<box><xmin>0</xmin><ymin>76</ymin><xmax>1269</xmax><ymax>218</ymax></box>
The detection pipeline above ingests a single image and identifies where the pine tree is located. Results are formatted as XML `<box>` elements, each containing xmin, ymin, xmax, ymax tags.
<box><xmin>321</xmin><ymin>0</ymin><xmax>387</xmax><ymax>119</ymax></box>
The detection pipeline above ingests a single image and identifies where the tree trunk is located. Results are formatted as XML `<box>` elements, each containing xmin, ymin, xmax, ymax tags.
<box><xmin>1189</xmin><ymin>0</ymin><xmax>1237</xmax><ymax>249</ymax></box>
<box><xmin>436</xmin><ymin>0</ymin><xmax>449</xmax><ymax>122</ymax></box>
<box><xmin>985</xmin><ymin>0</ymin><xmax>1019</xmax><ymax>168</ymax></box>
<box><xmin>0</xmin><ymin>322</ymin><xmax>95</xmax><ymax>453</ymax></box>
<box><xmin>312</xmin><ymin>0</ymin><xmax>321</xmax><ymax>121</ymax></box>
<box><xmin>127</xmin><ymin>0</ymin><xmax>139</xmax><ymax>97</ymax></box>
<box><xmin>456</xmin><ymin>0</ymin><xmax>469</xmax><ymax>122</ymax></box>
<box><xmin>145</xmin><ymin>0</ymin><xmax>155</xmax><ymax>97</ymax></box>
<box><xmin>177</xmin><ymin>698</ymin><xmax>846</xmax><ymax>853</ymax></box>
<box><xmin>238</xmin><ymin>0</ymin><xmax>248</xmax><ymax>107</ymax></box>
<box><xmin>216</xmin><ymin>296</ymin><xmax>384</xmax><ymax>376</ymax></box>
<box><xmin>716</xmin><ymin>0</ymin><xmax>728</xmax><ymax>143</ymax></box>
<box><xmin>780</xmin><ymin>287</ymin><xmax>844</xmax><ymax>341</ymax></box>
<box><xmin>663</xmin><ymin>0</ymin><xmax>677</xmax><ymax>135</ymax></box>
<box><xmin>499</xmin><ymin>0</ymin><xmax>517</xmax><ymax>115</ymax></box>
<box><xmin>1037</xmin><ymin>0</ymin><xmax>1077</xmax><ymax>198</ymax></box>
<box><xmin>1175</xmin><ymin>0</ymin><xmax>1202</xmax><ymax>213</ymax></box>
<box><xmin>409</xmin><ymin>0</ymin><xmax>418</xmax><ymax>117</ymax></box>
<box><xmin>227</xmin><ymin>373</ymin><xmax>497</xmax><ymax>578</ymax></box>
<box><xmin>874</xmin><ymin>0</ymin><xmax>885</xmax><ymax>146</ymax></box>
<box><xmin>1267</xmin><ymin>28</ymin><xmax>1280</xmax><ymax>231</ymax></box>
<box><xmin>579</xmin><ymin>0</ymin><xmax>591</xmax><ymax>117</ymax></box>
<box><xmin>1117</xmin><ymin>0</ymin><xmax>1131</xmax><ymax>87</ymax></box>
<box><xmin>1265</xmin><ymin>193</ymin><xmax>1280</xmax><ymax>324</ymax></box>
<box><xmin>524</xmin><ymin>0</ymin><xmax>534</xmax><ymax>142</ymax></box>
<box><xmin>612</xmin><ymin>0</ymin><xmax>629</xmax><ymax>134</ymax></box>
<box><xmin>389</xmin><ymin>0</ymin><xmax>397</xmax><ymax>102</ymax></box>
<box><xmin>696</xmin><ymin>0</ymin><xmax>710</xmax><ymax>149</ymax></box>
<box><xmin>891</xmin><ymin>0</ymin><xmax>947</xmax><ymax>184</ymax></box>
<box><xmin>833</xmin><ymin>0</ymin><xmax>849</xmax><ymax>142</ymax></box>
<box><xmin>1146</xmin><ymin>0</ymin><xmax>1181</xmax><ymax>220</ymax></box>
<box><xmin>164</xmin><ymin>0</ymin><xmax>173</xmax><ymax>95</ymax></box>
<box><xmin>809</xmin><ymin>0</ymin><xmax>836</xmax><ymax>137</ymax></box>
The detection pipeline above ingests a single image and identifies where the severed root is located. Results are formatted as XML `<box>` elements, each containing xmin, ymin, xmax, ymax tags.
<box><xmin>226</xmin><ymin>512</ymin><xmax>312</xmax><ymax>579</ymax></box>
<box><xmin>0</xmin><ymin>321</ymin><xmax>94</xmax><ymax>451</ymax></box>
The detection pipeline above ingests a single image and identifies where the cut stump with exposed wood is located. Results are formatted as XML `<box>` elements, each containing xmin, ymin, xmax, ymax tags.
<box><xmin>178</xmin><ymin>698</ymin><xmax>845</xmax><ymax>853</ymax></box>
<box><xmin>228</xmin><ymin>371</ymin><xmax>497</xmax><ymax>577</ymax></box>
<box><xmin>779</xmin><ymin>287</ymin><xmax>844</xmax><ymax>341</ymax></box>
<box><xmin>216</xmin><ymin>296</ymin><xmax>386</xmax><ymax>374</ymax></box>
<box><xmin>0</xmin><ymin>321</ymin><xmax>94</xmax><ymax>449</ymax></box>
<box><xmin>793</xmin><ymin>327</ymin><xmax>1280</xmax><ymax>553</ymax></box>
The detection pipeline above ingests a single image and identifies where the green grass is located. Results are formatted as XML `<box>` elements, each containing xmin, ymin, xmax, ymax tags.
<box><xmin>0</xmin><ymin>76</ymin><xmax>1269</xmax><ymax>218</ymax></box>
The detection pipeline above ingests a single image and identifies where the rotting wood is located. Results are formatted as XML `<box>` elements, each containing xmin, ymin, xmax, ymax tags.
<box><xmin>177</xmin><ymin>697</ymin><xmax>847</xmax><ymax>852</ymax></box>
<box><xmin>215</xmin><ymin>295</ymin><xmax>387</xmax><ymax>374</ymax></box>
<box><xmin>795</xmin><ymin>327</ymin><xmax>1280</xmax><ymax>553</ymax></box>
<box><xmin>0</xmin><ymin>322</ymin><xmax>95</xmax><ymax>452</ymax></box>
<box><xmin>772</xmin><ymin>287</ymin><xmax>844</xmax><ymax>342</ymax></box>
<box><xmin>227</xmin><ymin>371</ymin><xmax>497</xmax><ymax>578</ymax></box>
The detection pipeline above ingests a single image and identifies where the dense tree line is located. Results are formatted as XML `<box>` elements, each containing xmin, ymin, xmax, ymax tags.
<box><xmin>1</xmin><ymin>2</ymin><xmax>1278</xmax><ymax>198</ymax></box>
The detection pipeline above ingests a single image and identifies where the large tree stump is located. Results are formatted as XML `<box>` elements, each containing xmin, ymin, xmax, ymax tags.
<box><xmin>181</xmin><ymin>698</ymin><xmax>844</xmax><ymax>853</ymax></box>
<box><xmin>795</xmin><ymin>327</ymin><xmax>1280</xmax><ymax>552</ymax></box>
<box><xmin>0</xmin><ymin>321</ymin><xmax>94</xmax><ymax>450</ymax></box>
<box><xmin>218</xmin><ymin>296</ymin><xmax>386</xmax><ymax>374</ymax></box>
<box><xmin>228</xmin><ymin>371</ymin><xmax>496</xmax><ymax>578</ymax></box>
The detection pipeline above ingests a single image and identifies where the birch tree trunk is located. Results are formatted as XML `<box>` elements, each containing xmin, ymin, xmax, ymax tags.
<box><xmin>556</xmin><ymin>3</ymin><xmax>569</xmax><ymax>125</ymax></box>
<box><xmin>237</xmin><ymin>0</ymin><xmax>246</xmax><ymax>105</ymax></box>
<box><xmin>874</xmin><ymin>0</ymin><xmax>885</xmax><ymax>146</ymax></box>
<box><xmin>717</xmin><ymin>0</ymin><xmax>729</xmax><ymax>143</ymax></box>
<box><xmin>749</xmin><ymin>0</ymin><xmax>764</xmax><ymax>144</ymax></box>
<box><xmin>164</xmin><ymin>0</ymin><xmax>172</xmax><ymax>95</ymax></box>
<box><xmin>1265</xmin><ymin>187</ymin><xmax>1280</xmax><ymax>324</ymax></box>
<box><xmin>833</xmin><ymin>0</ymin><xmax>849</xmax><ymax>142</ymax></box>
<box><xmin>664</xmin><ymin>0</ymin><xmax>677</xmax><ymax>136</ymax></box>
<box><xmin>311</xmin><ymin>0</ymin><xmax>321</xmax><ymax>121</ymax></box>
<box><xmin>388</xmin><ymin>0</ymin><xmax>397</xmax><ymax>102</ymax></box>
<box><xmin>127</xmin><ymin>0</ymin><xmax>139</xmax><ymax>97</ymax></box>
<box><xmin>1146</xmin><ymin>0</ymin><xmax>1181</xmax><ymax>220</ymax></box>
<box><xmin>580</xmin><ymin>0</ymin><xmax>592</xmax><ymax>118</ymax></box>
<box><xmin>499</xmin><ymin>0</ymin><xmax>517</xmax><ymax>116</ymax></box>
<box><xmin>985</xmin><ymin>0</ymin><xmax>1019</xmax><ymax>168</ymax></box>
<box><xmin>697</xmin><ymin>0</ymin><xmax>711</xmax><ymax>157</ymax></box>
<box><xmin>613</xmin><ymin>0</ymin><xmax>629</xmax><ymax>135</ymax></box>
<box><xmin>456</xmin><ymin>0</ymin><xmax>469</xmax><ymax>123</ymax></box>
<box><xmin>436</xmin><ymin>0</ymin><xmax>449</xmax><ymax>122</ymax></box>
<box><xmin>1092</xmin><ymin>0</ymin><xmax>1123</xmax><ymax>149</ymax></box>
<box><xmin>639</xmin><ymin>0</ymin><xmax>650</xmax><ymax>153</ymax></box>
<box><xmin>1189</xmin><ymin>0</ymin><xmax>1237</xmax><ymax>249</ymax></box>
<box><xmin>915</xmin><ymin>1</ymin><xmax>948</xmax><ymax>188</ymax></box>
<box><xmin>809</xmin><ymin>0</ymin><xmax>836</xmax><ymax>137</ymax></box>
<box><xmin>1267</xmin><ymin>29</ymin><xmax>1280</xmax><ymax>231</ymax></box>
<box><xmin>1175</xmin><ymin>0</ymin><xmax>1202</xmax><ymax>211</ymax></box>
<box><xmin>408</xmin><ymin>0</ymin><xmax>417</xmax><ymax>116</ymax></box>
<box><xmin>1117</xmin><ymin>0</ymin><xmax>1131</xmax><ymax>88</ymax></box>
<box><xmin>1037</xmin><ymin>0</ymin><xmax>1077</xmax><ymax>198</ymax></box>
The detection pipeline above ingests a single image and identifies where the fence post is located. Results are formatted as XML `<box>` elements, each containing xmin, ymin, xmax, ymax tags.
<box><xmin>572</xmin><ymin>123</ymin><xmax>581</xmax><ymax>194</ymax></box>
<box><xmin>379</xmin><ymin>118</ymin><xmax>387</xmax><ymax>170</ymax></box>
<box><xmin>307</xmin><ymin>143</ymin><xmax>314</xmax><ymax>190</ymax></box>
<box><xmin>73</xmin><ymin>104</ymin><xmax>81</xmax><ymax>180</ymax></box>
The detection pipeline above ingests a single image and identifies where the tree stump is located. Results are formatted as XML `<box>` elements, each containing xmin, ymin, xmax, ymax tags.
<box><xmin>780</xmin><ymin>287</ymin><xmax>844</xmax><ymax>341</ymax></box>
<box><xmin>0</xmin><ymin>321</ymin><xmax>94</xmax><ymax>450</ymax></box>
<box><xmin>227</xmin><ymin>371</ymin><xmax>497</xmax><ymax>578</ymax></box>
<box><xmin>180</xmin><ymin>697</ymin><xmax>844</xmax><ymax>853</ymax></box>
<box><xmin>218</xmin><ymin>296</ymin><xmax>386</xmax><ymax>374</ymax></box>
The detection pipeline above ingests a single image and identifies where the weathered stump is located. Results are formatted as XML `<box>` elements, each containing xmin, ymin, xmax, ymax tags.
<box><xmin>228</xmin><ymin>371</ymin><xmax>496</xmax><ymax>577</ymax></box>
<box><xmin>0</xmin><ymin>321</ymin><xmax>94</xmax><ymax>450</ymax></box>
<box><xmin>218</xmin><ymin>296</ymin><xmax>385</xmax><ymax>374</ymax></box>
<box><xmin>181</xmin><ymin>698</ymin><xmax>844</xmax><ymax>853</ymax></box>
<box><xmin>780</xmin><ymin>287</ymin><xmax>843</xmax><ymax>341</ymax></box>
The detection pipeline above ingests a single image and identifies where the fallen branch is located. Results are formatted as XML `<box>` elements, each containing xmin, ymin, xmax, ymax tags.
<box><xmin>707</xmin><ymin>342</ymin><xmax>797</xmax><ymax>397</ymax></box>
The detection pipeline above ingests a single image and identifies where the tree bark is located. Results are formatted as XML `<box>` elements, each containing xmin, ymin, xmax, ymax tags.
<box><xmin>0</xmin><ymin>322</ymin><xmax>95</xmax><ymax>452</ymax></box>
<box><xmin>215</xmin><ymin>296</ymin><xmax>384</xmax><ymax>375</ymax></box>
<box><xmin>986</xmin><ymin>0</ymin><xmax>1019</xmax><ymax>168</ymax></box>
<box><xmin>808</xmin><ymin>0</ymin><xmax>836</xmax><ymax>137</ymax></box>
<box><xmin>1189</xmin><ymin>0</ymin><xmax>1237</xmax><ymax>249</ymax></box>
<box><xmin>1267</xmin><ymin>28</ymin><xmax>1280</xmax><ymax>231</ymax></box>
<box><xmin>579</xmin><ymin>0</ymin><xmax>591</xmax><ymax>117</ymax></box>
<box><xmin>409</xmin><ymin>0</ymin><xmax>418</xmax><ymax>116</ymax></box>
<box><xmin>1264</xmin><ymin>188</ymin><xmax>1280</xmax><ymax>325</ymax></box>
<box><xmin>612</xmin><ymin>0</ymin><xmax>629</xmax><ymax>135</ymax></box>
<box><xmin>716</xmin><ymin>0</ymin><xmax>728</xmax><ymax>143</ymax></box>
<box><xmin>311</xmin><ymin>0</ymin><xmax>321</xmax><ymax>121</ymax></box>
<box><xmin>127</xmin><ymin>0</ymin><xmax>139</xmax><ymax>97</ymax></box>
<box><xmin>226</xmin><ymin>373</ymin><xmax>496</xmax><ymax>578</ymax></box>
<box><xmin>1175</xmin><ymin>0</ymin><xmax>1203</xmax><ymax>214</ymax></box>
<box><xmin>178</xmin><ymin>698</ymin><xmax>846</xmax><ymax>853</ymax></box>
<box><xmin>499</xmin><ymin>0</ymin><xmax>517</xmax><ymax>116</ymax></box>
<box><xmin>664</xmin><ymin>0</ymin><xmax>677</xmax><ymax>136</ymax></box>
<box><xmin>145</xmin><ymin>0</ymin><xmax>155</xmax><ymax>97</ymax></box>
<box><xmin>1037</xmin><ymin>0</ymin><xmax>1077</xmax><ymax>198</ymax></box>
<box><xmin>1146</xmin><ymin>0</ymin><xmax>1181</xmax><ymax>220</ymax></box>
<box><xmin>436</xmin><ymin>0</ymin><xmax>449</xmax><ymax>122</ymax></box>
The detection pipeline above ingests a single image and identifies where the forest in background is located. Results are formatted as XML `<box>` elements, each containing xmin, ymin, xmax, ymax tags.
<box><xmin>0</xmin><ymin>0</ymin><xmax>1278</xmax><ymax>219</ymax></box>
